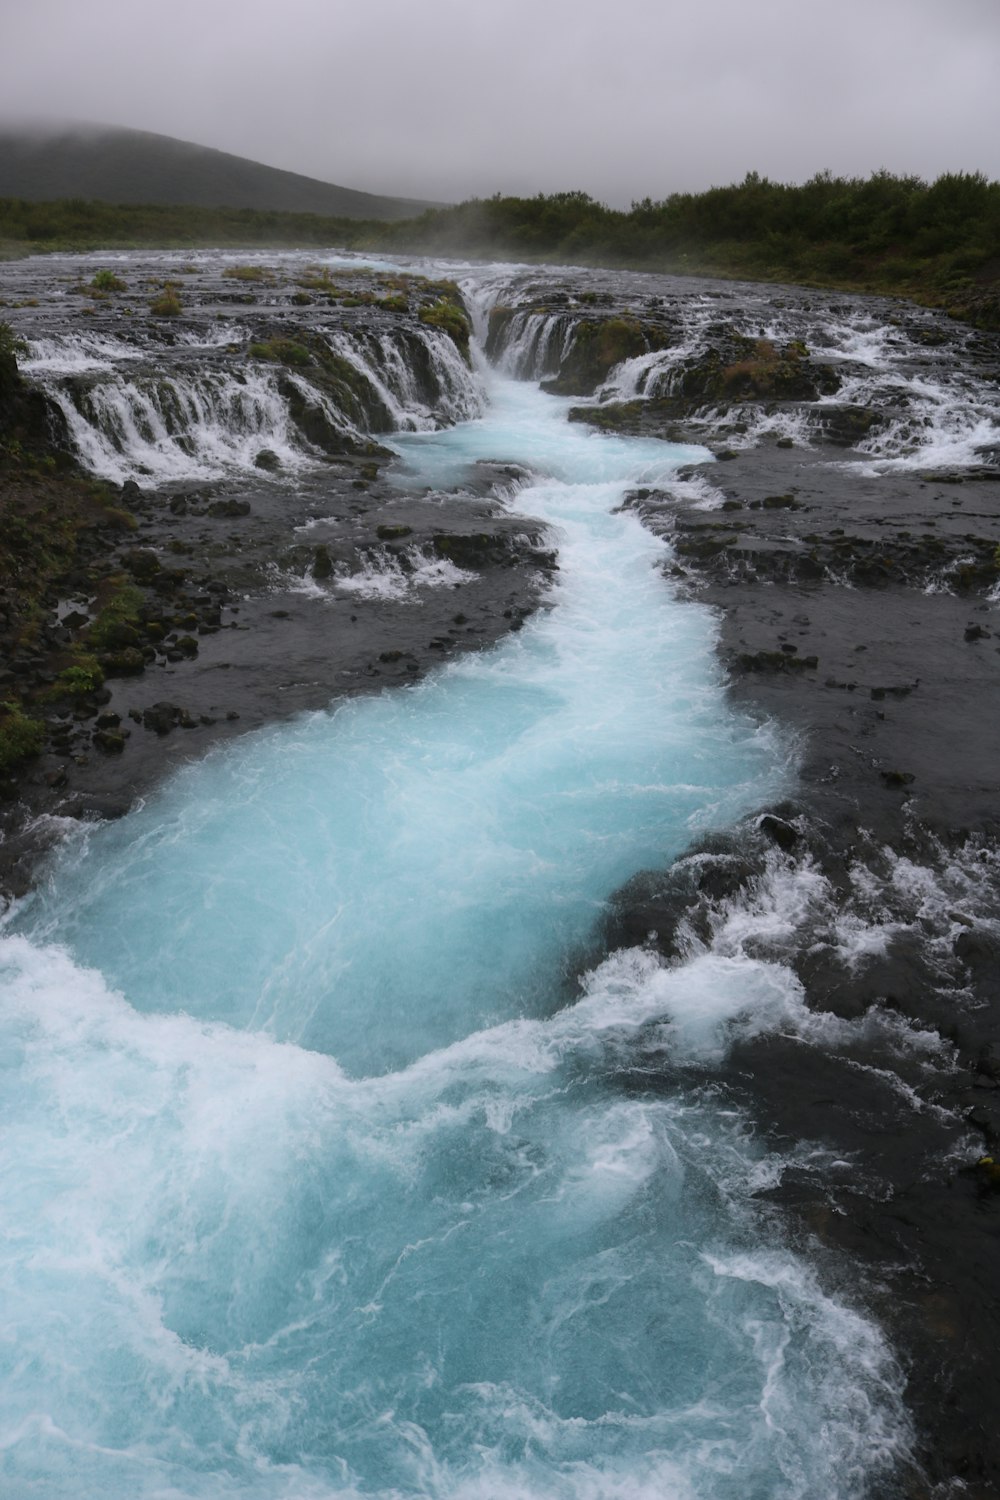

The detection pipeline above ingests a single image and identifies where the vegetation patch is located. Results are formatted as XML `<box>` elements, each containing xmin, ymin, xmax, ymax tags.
<box><xmin>86</xmin><ymin>582</ymin><xmax>145</xmax><ymax>651</ymax></box>
<box><xmin>90</xmin><ymin>269</ymin><xmax>127</xmax><ymax>292</ymax></box>
<box><xmin>0</xmin><ymin>319</ymin><xmax>28</xmax><ymax>363</ymax></box>
<box><xmin>418</xmin><ymin>298</ymin><xmax>471</xmax><ymax>353</ymax></box>
<box><xmin>223</xmin><ymin>264</ymin><xmax>275</xmax><ymax>282</ymax></box>
<box><xmin>150</xmin><ymin>282</ymin><xmax>182</xmax><ymax>317</ymax></box>
<box><xmin>0</xmin><ymin>701</ymin><xmax>44</xmax><ymax>774</ymax></box>
<box><xmin>249</xmin><ymin>338</ymin><xmax>313</xmax><ymax>367</ymax></box>
<box><xmin>50</xmin><ymin>656</ymin><xmax>105</xmax><ymax>699</ymax></box>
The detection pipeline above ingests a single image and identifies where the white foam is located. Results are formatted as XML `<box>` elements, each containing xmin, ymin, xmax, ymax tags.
<box><xmin>293</xmin><ymin>545</ymin><xmax>479</xmax><ymax>602</ymax></box>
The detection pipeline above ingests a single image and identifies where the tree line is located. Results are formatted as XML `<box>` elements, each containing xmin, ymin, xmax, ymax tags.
<box><xmin>2</xmin><ymin>170</ymin><xmax>998</xmax><ymax>325</ymax></box>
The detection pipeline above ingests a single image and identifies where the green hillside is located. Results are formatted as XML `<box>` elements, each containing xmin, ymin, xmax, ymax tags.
<box><xmin>0</xmin><ymin>123</ymin><xmax>440</xmax><ymax>221</ymax></box>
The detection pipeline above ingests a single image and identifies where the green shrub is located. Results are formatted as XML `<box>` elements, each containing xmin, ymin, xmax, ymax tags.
<box><xmin>150</xmin><ymin>283</ymin><xmax>182</xmax><ymax>317</ymax></box>
<box><xmin>91</xmin><ymin>269</ymin><xmax>127</xmax><ymax>292</ymax></box>
<box><xmin>0</xmin><ymin>702</ymin><xmax>45</xmax><ymax>772</ymax></box>
<box><xmin>0</xmin><ymin>320</ymin><xmax>28</xmax><ymax>361</ymax></box>
<box><xmin>50</xmin><ymin>658</ymin><xmax>105</xmax><ymax>698</ymax></box>
<box><xmin>86</xmin><ymin>584</ymin><xmax>144</xmax><ymax>650</ymax></box>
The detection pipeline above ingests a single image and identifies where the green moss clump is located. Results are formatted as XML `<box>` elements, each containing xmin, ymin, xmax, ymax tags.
<box><xmin>295</xmin><ymin>269</ymin><xmax>340</xmax><ymax>292</ymax></box>
<box><xmin>419</xmin><ymin>299</ymin><xmax>471</xmax><ymax>351</ymax></box>
<box><xmin>0</xmin><ymin>701</ymin><xmax>45</xmax><ymax>772</ymax></box>
<box><xmin>223</xmin><ymin>264</ymin><xmax>274</xmax><ymax>282</ymax></box>
<box><xmin>90</xmin><ymin>269</ymin><xmax>127</xmax><ymax>292</ymax></box>
<box><xmin>249</xmin><ymin>338</ymin><xmax>313</xmax><ymax>367</ymax></box>
<box><xmin>86</xmin><ymin>583</ymin><xmax>145</xmax><ymax>650</ymax></box>
<box><xmin>50</xmin><ymin>657</ymin><xmax>105</xmax><ymax>698</ymax></box>
<box><xmin>150</xmin><ymin>283</ymin><xmax>182</xmax><ymax>317</ymax></box>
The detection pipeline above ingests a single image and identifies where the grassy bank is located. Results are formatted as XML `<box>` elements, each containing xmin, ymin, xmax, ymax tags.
<box><xmin>2</xmin><ymin>169</ymin><xmax>999</xmax><ymax>327</ymax></box>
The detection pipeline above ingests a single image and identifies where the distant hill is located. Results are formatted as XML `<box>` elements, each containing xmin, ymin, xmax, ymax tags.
<box><xmin>0</xmin><ymin>123</ymin><xmax>441</xmax><ymax>221</ymax></box>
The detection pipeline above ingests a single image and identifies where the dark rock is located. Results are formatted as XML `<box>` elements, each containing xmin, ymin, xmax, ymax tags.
<box><xmin>92</xmin><ymin>729</ymin><xmax>126</xmax><ymax>753</ymax></box>
<box><xmin>815</xmin><ymin>405</ymin><xmax>882</xmax><ymax>446</ymax></box>
<box><xmin>735</xmin><ymin>649</ymin><xmax>819</xmax><ymax>674</ymax></box>
<box><xmin>141</xmin><ymin>702</ymin><xmax>181</xmax><ymax>735</ymax></box>
<box><xmin>121</xmin><ymin>548</ymin><xmax>161</xmax><ymax>582</ymax></box>
<box><xmin>759</xmin><ymin>813</ymin><xmax>799</xmax><ymax>850</ymax></box>
<box><xmin>603</xmin><ymin>839</ymin><xmax>758</xmax><ymax>958</ymax></box>
<box><xmin>974</xmin><ymin>1043</ymin><xmax>1000</xmax><ymax>1088</ymax></box>
<box><xmin>207</xmin><ymin>499</ymin><xmax>251</xmax><ymax>518</ymax></box>
<box><xmin>95</xmin><ymin>617</ymin><xmax>143</xmax><ymax>650</ymax></box>
<box><xmin>99</xmin><ymin>647</ymin><xmax>145</xmax><ymax>677</ymax></box>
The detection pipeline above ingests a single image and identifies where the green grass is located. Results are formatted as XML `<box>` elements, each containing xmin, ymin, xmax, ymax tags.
<box><xmin>90</xmin><ymin>269</ymin><xmax>127</xmax><ymax>292</ymax></box>
<box><xmin>222</xmin><ymin>264</ymin><xmax>275</xmax><ymax>282</ymax></box>
<box><xmin>150</xmin><ymin>282</ymin><xmax>182</xmax><ymax>316</ymax></box>
<box><xmin>0</xmin><ymin>701</ymin><xmax>44</xmax><ymax>773</ymax></box>
<box><xmin>248</xmin><ymin>338</ymin><xmax>313</xmax><ymax>367</ymax></box>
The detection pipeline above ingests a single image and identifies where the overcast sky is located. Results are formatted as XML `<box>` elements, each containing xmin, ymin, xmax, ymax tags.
<box><xmin>3</xmin><ymin>0</ymin><xmax>998</xmax><ymax>205</ymax></box>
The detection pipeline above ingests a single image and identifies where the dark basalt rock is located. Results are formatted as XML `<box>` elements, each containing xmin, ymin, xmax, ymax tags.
<box><xmin>814</xmin><ymin>404</ymin><xmax>883</xmax><ymax>446</ymax></box>
<box><xmin>99</xmin><ymin>647</ymin><xmax>146</xmax><ymax>677</ymax></box>
<box><xmin>311</xmin><ymin>545</ymin><xmax>333</xmax><ymax>580</ymax></box>
<box><xmin>758</xmin><ymin>813</ymin><xmax>799</xmax><ymax>849</ymax></box>
<box><xmin>735</xmin><ymin>649</ymin><xmax>819</xmax><ymax>674</ymax></box>
<box><xmin>539</xmin><ymin>316</ymin><xmax>672</xmax><ymax>397</ymax></box>
<box><xmin>121</xmin><ymin>548</ymin><xmax>161</xmax><ymax>582</ymax></box>
<box><xmin>207</xmin><ymin>499</ymin><xmax>251</xmax><ymax>518</ymax></box>
<box><xmin>141</xmin><ymin>701</ymin><xmax>182</xmax><ymax>735</ymax></box>
<box><xmin>602</xmin><ymin>834</ymin><xmax>760</xmax><ymax>958</ymax></box>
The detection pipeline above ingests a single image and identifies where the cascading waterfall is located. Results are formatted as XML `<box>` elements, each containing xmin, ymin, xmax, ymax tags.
<box><xmin>47</xmin><ymin>366</ymin><xmax>309</xmax><ymax>484</ymax></box>
<box><xmin>325</xmin><ymin>327</ymin><xmax>485</xmax><ymax>433</ymax></box>
<box><xmin>26</xmin><ymin>322</ymin><xmax>486</xmax><ymax>483</ymax></box>
<box><xmin>0</xmin><ymin>267</ymin><xmax>914</xmax><ymax>1499</ymax></box>
<box><xmin>488</xmin><ymin>310</ymin><xmax>578</xmax><ymax>381</ymax></box>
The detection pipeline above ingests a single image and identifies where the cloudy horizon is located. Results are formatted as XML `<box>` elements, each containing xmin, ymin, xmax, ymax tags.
<box><xmin>3</xmin><ymin>0</ymin><xmax>999</xmax><ymax>207</ymax></box>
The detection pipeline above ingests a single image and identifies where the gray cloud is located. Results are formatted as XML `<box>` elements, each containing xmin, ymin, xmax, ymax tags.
<box><xmin>3</xmin><ymin>0</ymin><xmax>998</xmax><ymax>204</ymax></box>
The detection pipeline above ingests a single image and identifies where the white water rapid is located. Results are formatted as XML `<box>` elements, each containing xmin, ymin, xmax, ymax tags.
<box><xmin>0</xmin><ymin>268</ymin><xmax>912</xmax><ymax>1499</ymax></box>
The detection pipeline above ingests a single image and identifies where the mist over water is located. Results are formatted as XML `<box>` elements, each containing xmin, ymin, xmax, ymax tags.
<box><xmin>0</xmin><ymin>269</ymin><xmax>911</xmax><ymax>1497</ymax></box>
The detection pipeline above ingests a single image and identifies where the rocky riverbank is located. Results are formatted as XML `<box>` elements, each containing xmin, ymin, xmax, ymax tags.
<box><xmin>531</xmin><ymin>281</ymin><xmax>1000</xmax><ymax>1495</ymax></box>
<box><xmin>0</xmin><ymin>259</ymin><xmax>556</xmax><ymax>895</ymax></box>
